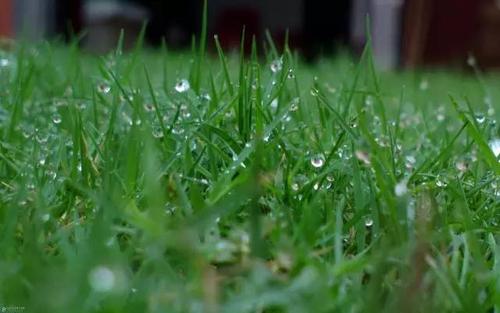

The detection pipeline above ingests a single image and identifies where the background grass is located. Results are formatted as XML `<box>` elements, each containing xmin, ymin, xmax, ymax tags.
<box><xmin>0</xmin><ymin>25</ymin><xmax>499</xmax><ymax>313</ymax></box>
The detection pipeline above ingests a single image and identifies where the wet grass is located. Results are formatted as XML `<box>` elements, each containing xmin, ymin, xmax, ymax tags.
<box><xmin>0</xmin><ymin>18</ymin><xmax>499</xmax><ymax>313</ymax></box>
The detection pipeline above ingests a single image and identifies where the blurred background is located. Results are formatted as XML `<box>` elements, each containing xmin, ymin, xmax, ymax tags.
<box><xmin>1</xmin><ymin>0</ymin><xmax>500</xmax><ymax>69</ymax></box>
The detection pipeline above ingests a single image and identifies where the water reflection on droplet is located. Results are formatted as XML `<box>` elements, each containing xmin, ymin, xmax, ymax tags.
<box><xmin>97</xmin><ymin>83</ymin><xmax>111</xmax><ymax>94</ymax></box>
<box><xmin>310</xmin><ymin>154</ymin><xmax>325</xmax><ymax>168</ymax></box>
<box><xmin>289</xmin><ymin>98</ymin><xmax>299</xmax><ymax>112</ymax></box>
<box><xmin>436</xmin><ymin>177</ymin><xmax>447</xmax><ymax>188</ymax></box>
<box><xmin>35</xmin><ymin>132</ymin><xmax>49</xmax><ymax>144</ymax></box>
<box><xmin>144</xmin><ymin>103</ymin><xmax>155</xmax><ymax>112</ymax></box>
<box><xmin>355</xmin><ymin>150</ymin><xmax>371</xmax><ymax>165</ymax></box>
<box><xmin>270</xmin><ymin>58</ymin><xmax>283</xmax><ymax>73</ymax></box>
<box><xmin>419</xmin><ymin>79</ymin><xmax>428</xmax><ymax>91</ymax></box>
<box><xmin>175</xmin><ymin>79</ymin><xmax>190</xmax><ymax>93</ymax></box>
<box><xmin>405</xmin><ymin>155</ymin><xmax>416</xmax><ymax>169</ymax></box>
<box><xmin>0</xmin><ymin>58</ymin><xmax>10</xmax><ymax>67</ymax></box>
<box><xmin>364</xmin><ymin>217</ymin><xmax>374</xmax><ymax>227</ymax></box>
<box><xmin>200</xmin><ymin>93</ymin><xmax>211</xmax><ymax>102</ymax></box>
<box><xmin>487</xmin><ymin>106</ymin><xmax>495</xmax><ymax>116</ymax></box>
<box><xmin>467</xmin><ymin>55</ymin><xmax>476</xmax><ymax>67</ymax></box>
<box><xmin>52</xmin><ymin>114</ymin><xmax>62</xmax><ymax>124</ymax></box>
<box><xmin>394</xmin><ymin>179</ymin><xmax>408</xmax><ymax>197</ymax></box>
<box><xmin>270</xmin><ymin>99</ymin><xmax>278</xmax><ymax>109</ymax></box>
<box><xmin>88</xmin><ymin>266</ymin><xmax>115</xmax><ymax>292</ymax></box>
<box><xmin>489</xmin><ymin>138</ymin><xmax>500</xmax><ymax>158</ymax></box>
<box><xmin>152</xmin><ymin>126</ymin><xmax>164</xmax><ymax>139</ymax></box>
<box><xmin>41</xmin><ymin>213</ymin><xmax>50</xmax><ymax>222</ymax></box>
<box><xmin>455</xmin><ymin>160</ymin><xmax>468</xmax><ymax>172</ymax></box>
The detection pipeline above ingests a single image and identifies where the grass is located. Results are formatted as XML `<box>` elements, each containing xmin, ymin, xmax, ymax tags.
<box><xmin>0</xmin><ymin>16</ymin><xmax>500</xmax><ymax>313</ymax></box>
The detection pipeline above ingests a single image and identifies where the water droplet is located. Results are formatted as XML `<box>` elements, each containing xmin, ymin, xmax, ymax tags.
<box><xmin>394</xmin><ymin>180</ymin><xmax>408</xmax><ymax>197</ymax></box>
<box><xmin>97</xmin><ymin>83</ymin><xmax>111</xmax><ymax>94</ymax></box>
<box><xmin>487</xmin><ymin>106</ymin><xmax>495</xmax><ymax>116</ymax></box>
<box><xmin>144</xmin><ymin>103</ymin><xmax>155</xmax><ymax>112</ymax></box>
<box><xmin>105</xmin><ymin>237</ymin><xmax>115</xmax><ymax>247</ymax></box>
<box><xmin>38</xmin><ymin>158</ymin><xmax>46</xmax><ymax>166</ymax></box>
<box><xmin>270</xmin><ymin>58</ymin><xmax>283</xmax><ymax>73</ymax></box>
<box><xmin>88</xmin><ymin>266</ymin><xmax>115</xmax><ymax>292</ymax></box>
<box><xmin>200</xmin><ymin>93</ymin><xmax>211</xmax><ymax>102</ymax></box>
<box><xmin>46</xmin><ymin>170</ymin><xmax>57</xmax><ymax>179</ymax></box>
<box><xmin>419</xmin><ymin>79</ymin><xmax>429</xmax><ymax>91</ymax></box>
<box><xmin>190</xmin><ymin>140</ymin><xmax>197</xmax><ymax>151</ymax></box>
<box><xmin>489</xmin><ymin>138</ymin><xmax>500</xmax><ymax>158</ymax></box>
<box><xmin>325</xmin><ymin>83</ymin><xmax>337</xmax><ymax>94</ymax></box>
<box><xmin>289</xmin><ymin>98</ymin><xmax>299</xmax><ymax>112</ymax></box>
<box><xmin>310</xmin><ymin>88</ymin><xmax>319</xmax><ymax>97</ymax></box>
<box><xmin>467</xmin><ymin>55</ymin><xmax>476</xmax><ymax>67</ymax></box>
<box><xmin>364</xmin><ymin>217</ymin><xmax>374</xmax><ymax>227</ymax></box>
<box><xmin>152</xmin><ymin>126</ymin><xmax>164</xmax><ymax>139</ymax></box>
<box><xmin>436</xmin><ymin>177</ymin><xmax>447</xmax><ymax>188</ymax></box>
<box><xmin>175</xmin><ymin>79</ymin><xmax>190</xmax><ymax>93</ymax></box>
<box><xmin>0</xmin><ymin>58</ymin><xmax>9</xmax><ymax>67</ymax></box>
<box><xmin>313</xmin><ymin>182</ymin><xmax>320</xmax><ymax>190</ymax></box>
<box><xmin>380</xmin><ymin>137</ymin><xmax>392</xmax><ymax>148</ymax></box>
<box><xmin>270</xmin><ymin>99</ymin><xmax>278</xmax><ymax>109</ymax></box>
<box><xmin>35</xmin><ymin>132</ymin><xmax>49</xmax><ymax>144</ymax></box>
<box><xmin>310</xmin><ymin>154</ymin><xmax>325</xmax><ymax>168</ymax></box>
<box><xmin>22</xmin><ymin>127</ymin><xmax>34</xmax><ymax>139</ymax></box>
<box><xmin>122</xmin><ymin>112</ymin><xmax>133</xmax><ymax>126</ymax></box>
<box><xmin>41</xmin><ymin>213</ymin><xmax>50</xmax><ymax>222</ymax></box>
<box><xmin>475</xmin><ymin>114</ymin><xmax>485</xmax><ymax>124</ymax></box>
<box><xmin>471</xmin><ymin>149</ymin><xmax>478</xmax><ymax>162</ymax></box>
<box><xmin>355</xmin><ymin>150</ymin><xmax>371</xmax><ymax>165</ymax></box>
<box><xmin>405</xmin><ymin>155</ymin><xmax>416</xmax><ymax>168</ymax></box>
<box><xmin>365</xmin><ymin>96</ymin><xmax>374</xmax><ymax>106</ymax></box>
<box><xmin>77</xmin><ymin>102</ymin><xmax>87</xmax><ymax>110</ymax></box>
<box><xmin>326</xmin><ymin>175</ymin><xmax>335</xmax><ymax>182</ymax></box>
<box><xmin>291</xmin><ymin>182</ymin><xmax>299</xmax><ymax>191</ymax></box>
<box><xmin>52</xmin><ymin>114</ymin><xmax>62</xmax><ymax>124</ymax></box>
<box><xmin>287</xmin><ymin>69</ymin><xmax>295</xmax><ymax>79</ymax></box>
<box><xmin>455</xmin><ymin>160</ymin><xmax>468</xmax><ymax>172</ymax></box>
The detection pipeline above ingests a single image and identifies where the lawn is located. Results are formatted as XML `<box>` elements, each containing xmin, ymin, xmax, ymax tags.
<box><xmin>0</xmin><ymin>25</ymin><xmax>499</xmax><ymax>313</ymax></box>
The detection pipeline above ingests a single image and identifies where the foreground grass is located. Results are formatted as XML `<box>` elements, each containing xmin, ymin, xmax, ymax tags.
<box><xmin>0</xmin><ymin>34</ymin><xmax>499</xmax><ymax>313</ymax></box>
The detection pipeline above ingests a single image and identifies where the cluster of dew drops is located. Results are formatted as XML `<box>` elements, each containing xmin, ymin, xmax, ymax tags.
<box><xmin>1</xmin><ymin>49</ymin><xmax>499</xmax><ymax>226</ymax></box>
<box><xmin>0</xmin><ymin>49</ymin><xmax>209</xmax><ymax>217</ymax></box>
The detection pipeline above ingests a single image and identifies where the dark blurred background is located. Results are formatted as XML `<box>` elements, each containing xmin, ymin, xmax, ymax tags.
<box><xmin>1</xmin><ymin>0</ymin><xmax>500</xmax><ymax>69</ymax></box>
